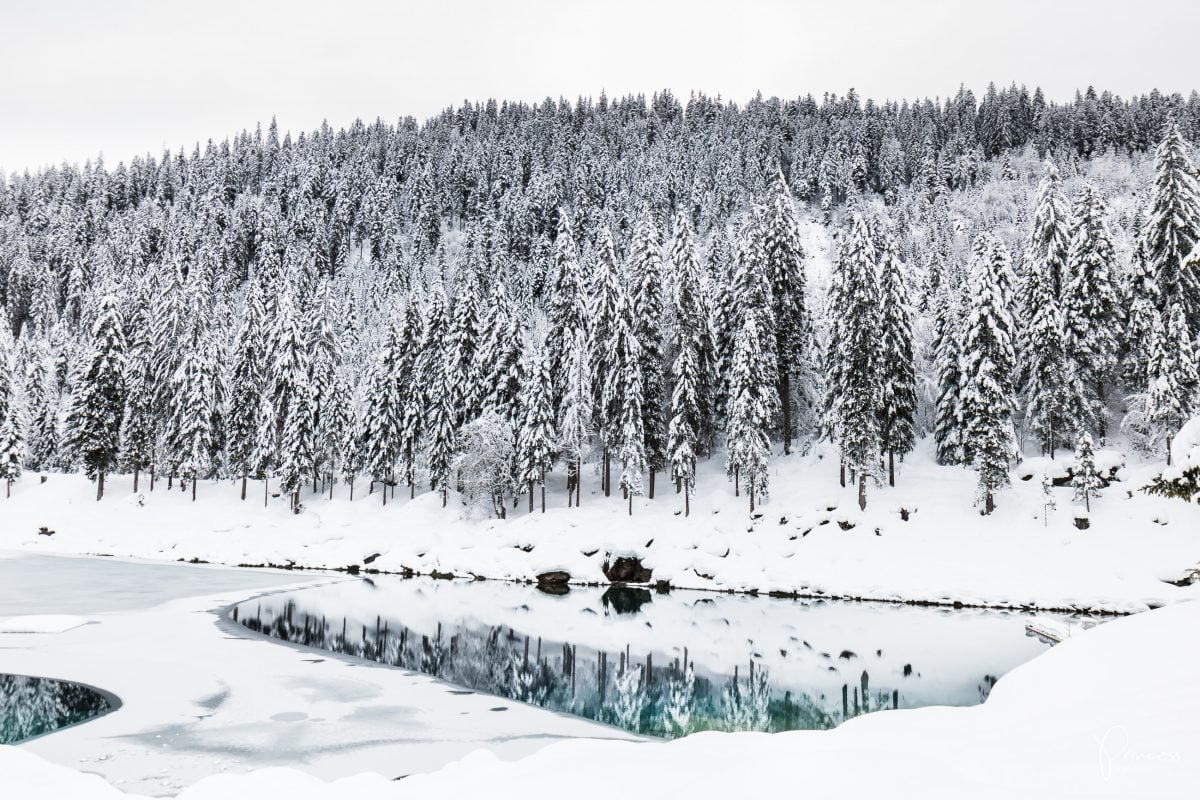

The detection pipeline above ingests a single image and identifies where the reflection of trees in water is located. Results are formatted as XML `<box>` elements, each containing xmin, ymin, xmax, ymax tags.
<box><xmin>1</xmin><ymin>674</ymin><xmax>111</xmax><ymax>744</ymax></box>
<box><xmin>234</xmin><ymin>600</ymin><xmax>971</xmax><ymax>738</ymax></box>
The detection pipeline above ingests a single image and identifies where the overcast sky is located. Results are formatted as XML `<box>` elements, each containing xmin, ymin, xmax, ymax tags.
<box><xmin>1</xmin><ymin>0</ymin><xmax>1196</xmax><ymax>172</ymax></box>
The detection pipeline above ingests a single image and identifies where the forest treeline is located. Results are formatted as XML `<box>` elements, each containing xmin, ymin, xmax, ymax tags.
<box><xmin>0</xmin><ymin>84</ymin><xmax>1197</xmax><ymax>514</ymax></box>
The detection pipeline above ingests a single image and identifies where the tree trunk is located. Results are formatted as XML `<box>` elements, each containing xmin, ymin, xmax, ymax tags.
<box><xmin>96</xmin><ymin>472</ymin><xmax>104</xmax><ymax>501</ymax></box>
<box><xmin>133</xmin><ymin>463</ymin><xmax>140</xmax><ymax>494</ymax></box>
<box><xmin>349</xmin><ymin>477</ymin><xmax>354</xmax><ymax>501</ymax></box>
<box><xmin>442</xmin><ymin>489</ymin><xmax>448</xmax><ymax>508</ymax></box>
<box><xmin>575</xmin><ymin>458</ymin><xmax>581</xmax><ymax>506</ymax></box>
<box><xmin>192</xmin><ymin>478</ymin><xmax>197</xmax><ymax>502</ymax></box>
<box><xmin>888</xmin><ymin>450</ymin><xmax>895</xmax><ymax>487</ymax></box>
<box><xmin>857</xmin><ymin>473</ymin><xmax>867</xmax><ymax>511</ymax></box>
<box><xmin>749</xmin><ymin>484</ymin><xmax>755</xmax><ymax>512</ymax></box>
<box><xmin>382</xmin><ymin>482</ymin><xmax>387</xmax><ymax>505</ymax></box>
<box><xmin>628</xmin><ymin>491</ymin><xmax>632</xmax><ymax>516</ymax></box>
<box><xmin>528</xmin><ymin>481</ymin><xmax>534</xmax><ymax>512</ymax></box>
<box><xmin>839</xmin><ymin>462</ymin><xmax>845</xmax><ymax>488</ymax></box>
<box><xmin>734</xmin><ymin>465</ymin><xmax>740</xmax><ymax>496</ymax></box>
<box><xmin>240</xmin><ymin>473</ymin><xmax>247</xmax><ymax>501</ymax></box>
<box><xmin>150</xmin><ymin>467</ymin><xmax>155</xmax><ymax>492</ymax></box>
<box><xmin>675</xmin><ymin>475</ymin><xmax>681</xmax><ymax>494</ymax></box>
<box><xmin>264</xmin><ymin>477</ymin><xmax>269</xmax><ymax>507</ymax></box>
<box><xmin>541</xmin><ymin>485</ymin><xmax>546</xmax><ymax>513</ymax></box>
<box><xmin>648</xmin><ymin>469</ymin><xmax>655</xmax><ymax>500</ymax></box>
<box><xmin>604</xmin><ymin>451</ymin><xmax>611</xmax><ymax>497</ymax></box>
<box><xmin>985</xmin><ymin>491</ymin><xmax>994</xmax><ymax>515</ymax></box>
<box><xmin>684</xmin><ymin>484</ymin><xmax>690</xmax><ymax>517</ymax></box>
<box><xmin>1167</xmin><ymin>435</ymin><xmax>1173</xmax><ymax>466</ymax></box>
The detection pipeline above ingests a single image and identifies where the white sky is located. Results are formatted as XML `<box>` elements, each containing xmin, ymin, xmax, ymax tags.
<box><xmin>1</xmin><ymin>0</ymin><xmax>1196</xmax><ymax>172</ymax></box>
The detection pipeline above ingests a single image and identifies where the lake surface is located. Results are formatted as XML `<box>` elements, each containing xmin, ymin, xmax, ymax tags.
<box><xmin>231</xmin><ymin>577</ymin><xmax>1084</xmax><ymax>738</ymax></box>
<box><xmin>0</xmin><ymin>674</ymin><xmax>115</xmax><ymax>744</ymax></box>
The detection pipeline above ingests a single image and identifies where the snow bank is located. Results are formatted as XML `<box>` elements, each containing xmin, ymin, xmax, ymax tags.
<box><xmin>4</xmin><ymin>599</ymin><xmax>1197</xmax><ymax>799</ymax></box>
<box><xmin>0</xmin><ymin>615</ymin><xmax>90</xmax><ymax>633</ymax></box>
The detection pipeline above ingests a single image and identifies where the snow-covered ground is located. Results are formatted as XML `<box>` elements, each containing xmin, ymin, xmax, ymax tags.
<box><xmin>4</xmin><ymin>440</ymin><xmax>1198</xmax><ymax>613</ymax></box>
<box><xmin>0</xmin><ymin>554</ymin><xmax>632</xmax><ymax>796</ymax></box>
<box><xmin>5</xmin><ymin>594</ymin><xmax>1197</xmax><ymax>799</ymax></box>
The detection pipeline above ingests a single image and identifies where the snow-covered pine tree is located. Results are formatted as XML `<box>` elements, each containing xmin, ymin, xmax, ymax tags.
<box><xmin>764</xmin><ymin>165</ymin><xmax>808</xmax><ymax>453</ymax></box>
<box><xmin>272</xmin><ymin>290</ymin><xmax>314</xmax><ymax>505</ymax></box>
<box><xmin>478</xmin><ymin>281</ymin><xmax>523</xmax><ymax>424</ymax></box>
<box><xmin>225</xmin><ymin>273</ymin><xmax>270</xmax><ymax>499</ymax></box>
<box><xmin>118</xmin><ymin>343</ymin><xmax>155</xmax><ymax>493</ymax></box>
<box><xmin>306</xmin><ymin>279</ymin><xmax>344</xmax><ymax>494</ymax></box>
<box><xmin>834</xmin><ymin>214</ymin><xmax>881</xmax><ymax>510</ymax></box>
<box><xmin>1140</xmin><ymin>121</ymin><xmax>1200</xmax><ymax>328</ymax></box>
<box><xmin>961</xmin><ymin>233</ymin><xmax>1019</xmax><ymax>514</ymax></box>
<box><xmin>1020</xmin><ymin>160</ymin><xmax>1071</xmax><ymax>339</ymax></box>
<box><xmin>1063</xmin><ymin>183</ymin><xmax>1120</xmax><ymax>436</ymax></box>
<box><xmin>876</xmin><ymin>231</ymin><xmax>916</xmax><ymax>485</ymax></box>
<box><xmin>629</xmin><ymin>207</ymin><xmax>666</xmax><ymax>498</ymax></box>
<box><xmin>362</xmin><ymin>318</ymin><xmax>403</xmax><ymax>504</ymax></box>
<box><xmin>932</xmin><ymin>269</ymin><xmax>966</xmax><ymax>465</ymax></box>
<box><xmin>448</xmin><ymin>268</ymin><xmax>482</xmax><ymax>425</ymax></box>
<box><xmin>338</xmin><ymin>396</ymin><xmax>365</xmax><ymax>501</ymax></box>
<box><xmin>1071</xmin><ymin>433</ymin><xmax>1101</xmax><ymax>512</ymax></box>
<box><xmin>605</xmin><ymin>290</ymin><xmax>647</xmax><ymax>515</ymax></box>
<box><xmin>0</xmin><ymin>327</ymin><xmax>20</xmax><ymax>497</ymax></box>
<box><xmin>1020</xmin><ymin>244</ymin><xmax>1076</xmax><ymax>456</ymax></box>
<box><xmin>397</xmin><ymin>293</ymin><xmax>428</xmax><ymax>498</ymax></box>
<box><xmin>0</xmin><ymin>414</ymin><xmax>20</xmax><ymax>497</ymax></box>
<box><xmin>19</xmin><ymin>342</ymin><xmax>59</xmax><ymax>472</ymax></box>
<box><xmin>589</xmin><ymin>229</ymin><xmax>625</xmax><ymax>496</ymax></box>
<box><xmin>1145</xmin><ymin>303</ymin><xmax>1199</xmax><ymax>464</ymax></box>
<box><xmin>558</xmin><ymin>327</ymin><xmax>593</xmax><ymax>507</ymax></box>
<box><xmin>277</xmin><ymin>373</ymin><xmax>314</xmax><ymax>511</ymax></box>
<box><xmin>725</xmin><ymin>311</ymin><xmax>772</xmax><ymax>511</ymax></box>
<box><xmin>66</xmin><ymin>292</ymin><xmax>126</xmax><ymax>500</ymax></box>
<box><xmin>516</xmin><ymin>342</ymin><xmax>555</xmax><ymax>512</ymax></box>
<box><xmin>425</xmin><ymin>347</ymin><xmax>458</xmax><ymax>506</ymax></box>
<box><xmin>546</xmin><ymin>213</ymin><xmax>589</xmax><ymax>409</ymax></box>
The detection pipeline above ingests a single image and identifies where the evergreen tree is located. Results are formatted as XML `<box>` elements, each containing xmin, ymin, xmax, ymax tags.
<box><xmin>225</xmin><ymin>274</ymin><xmax>270</xmax><ymax>499</ymax></box>
<box><xmin>66</xmin><ymin>293</ymin><xmax>126</xmax><ymax>500</ymax></box>
<box><xmin>668</xmin><ymin>211</ymin><xmax>715</xmax><ymax>454</ymax></box>
<box><xmin>961</xmin><ymin>233</ymin><xmax>1019</xmax><ymax>514</ymax></box>
<box><xmin>516</xmin><ymin>343</ymin><xmax>555</xmax><ymax>512</ymax></box>
<box><xmin>725</xmin><ymin>311</ymin><xmax>772</xmax><ymax>511</ymax></box>
<box><xmin>764</xmin><ymin>166</ymin><xmax>809</xmax><ymax>453</ymax></box>
<box><xmin>605</xmin><ymin>291</ymin><xmax>647</xmax><ymax>515</ymax></box>
<box><xmin>1020</xmin><ymin>160</ymin><xmax>1071</xmax><ymax>326</ymax></box>
<box><xmin>589</xmin><ymin>229</ymin><xmax>625</xmax><ymax>495</ymax></box>
<box><xmin>932</xmin><ymin>273</ymin><xmax>966</xmax><ymax>465</ymax></box>
<box><xmin>629</xmin><ymin>208</ymin><xmax>667</xmax><ymax>498</ymax></box>
<box><xmin>558</xmin><ymin>328</ymin><xmax>593</xmax><ymax>507</ymax></box>
<box><xmin>1072</xmin><ymin>433</ymin><xmax>1101</xmax><ymax>512</ymax></box>
<box><xmin>546</xmin><ymin>214</ymin><xmax>589</xmax><ymax>408</ymax></box>
<box><xmin>362</xmin><ymin>319</ymin><xmax>403</xmax><ymax>504</ymax></box>
<box><xmin>1145</xmin><ymin>303</ymin><xmax>1199</xmax><ymax>463</ymax></box>
<box><xmin>1063</xmin><ymin>183</ymin><xmax>1120</xmax><ymax>435</ymax></box>
<box><xmin>0</xmin><ymin>414</ymin><xmax>20</xmax><ymax>497</ymax></box>
<box><xmin>833</xmin><ymin>214</ymin><xmax>880</xmax><ymax>509</ymax></box>
<box><xmin>877</xmin><ymin>232</ymin><xmax>916</xmax><ymax>485</ymax></box>
<box><xmin>448</xmin><ymin>268</ymin><xmax>482</xmax><ymax>424</ymax></box>
<box><xmin>1140</xmin><ymin>121</ymin><xmax>1200</xmax><ymax>327</ymax></box>
<box><xmin>1021</xmin><ymin>250</ymin><xmax>1076</xmax><ymax>456</ymax></box>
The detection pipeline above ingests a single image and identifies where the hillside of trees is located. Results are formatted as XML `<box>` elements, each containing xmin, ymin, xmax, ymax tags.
<box><xmin>0</xmin><ymin>84</ymin><xmax>1198</xmax><ymax>516</ymax></box>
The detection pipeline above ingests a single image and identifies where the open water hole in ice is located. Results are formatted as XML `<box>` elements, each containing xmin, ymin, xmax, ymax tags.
<box><xmin>231</xmin><ymin>576</ymin><xmax>1091</xmax><ymax>738</ymax></box>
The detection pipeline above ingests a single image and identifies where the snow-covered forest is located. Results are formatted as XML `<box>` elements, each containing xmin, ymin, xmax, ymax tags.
<box><xmin>1</xmin><ymin>84</ymin><xmax>1199</xmax><ymax>517</ymax></box>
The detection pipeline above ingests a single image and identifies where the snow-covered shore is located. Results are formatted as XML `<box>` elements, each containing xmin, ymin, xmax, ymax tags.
<box><xmin>5</xmin><ymin>595</ymin><xmax>1197</xmax><ymax>799</ymax></box>
<box><xmin>3</xmin><ymin>442</ymin><xmax>1198</xmax><ymax>613</ymax></box>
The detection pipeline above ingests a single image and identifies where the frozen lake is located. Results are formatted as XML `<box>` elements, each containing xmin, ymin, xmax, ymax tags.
<box><xmin>231</xmin><ymin>576</ymin><xmax>1086</xmax><ymax>737</ymax></box>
